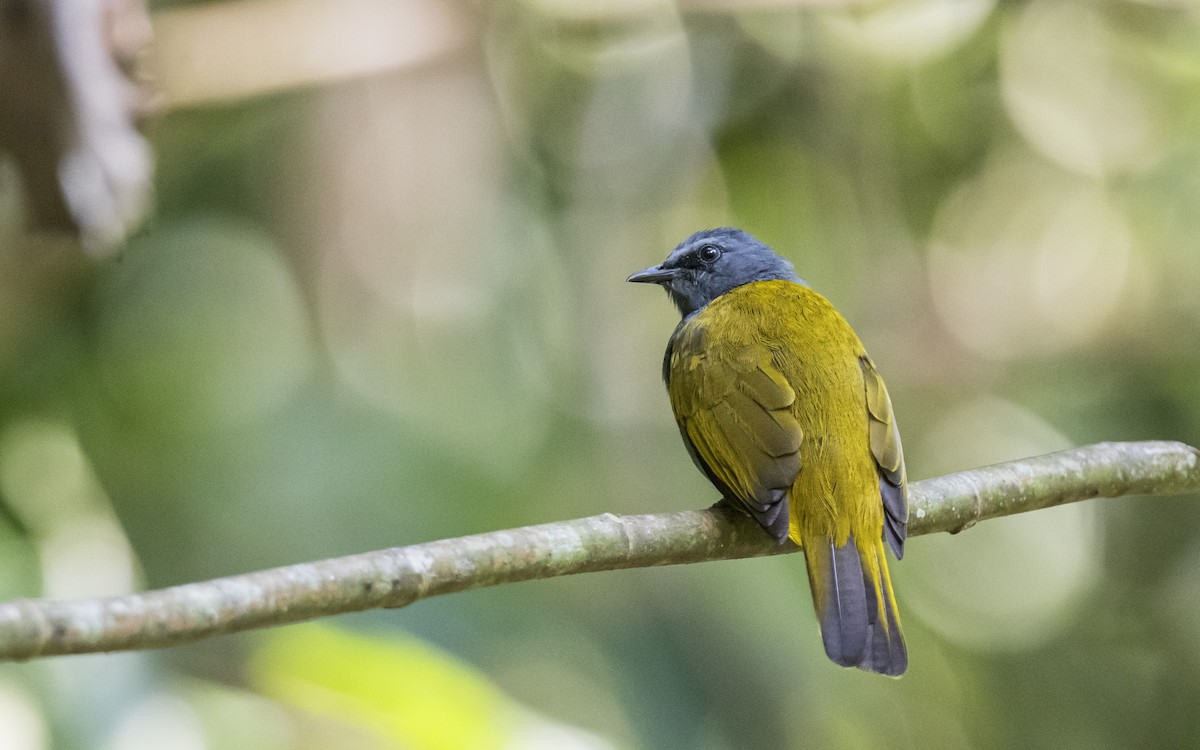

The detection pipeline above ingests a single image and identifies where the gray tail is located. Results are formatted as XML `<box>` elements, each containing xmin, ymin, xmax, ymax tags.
<box><xmin>803</xmin><ymin>532</ymin><xmax>907</xmax><ymax>676</ymax></box>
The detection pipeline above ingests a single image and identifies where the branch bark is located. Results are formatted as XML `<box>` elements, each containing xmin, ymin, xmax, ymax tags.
<box><xmin>0</xmin><ymin>440</ymin><xmax>1195</xmax><ymax>661</ymax></box>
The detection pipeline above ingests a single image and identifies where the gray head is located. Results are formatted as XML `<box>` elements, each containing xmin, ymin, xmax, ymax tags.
<box><xmin>627</xmin><ymin>228</ymin><xmax>803</xmax><ymax>317</ymax></box>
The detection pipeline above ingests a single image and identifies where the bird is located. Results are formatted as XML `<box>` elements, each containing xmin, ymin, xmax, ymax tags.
<box><xmin>628</xmin><ymin>227</ymin><xmax>908</xmax><ymax>676</ymax></box>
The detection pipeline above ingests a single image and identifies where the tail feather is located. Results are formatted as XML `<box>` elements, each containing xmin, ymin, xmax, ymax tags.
<box><xmin>861</xmin><ymin>540</ymin><xmax>907</xmax><ymax>675</ymax></box>
<box><xmin>803</xmin><ymin>532</ymin><xmax>907</xmax><ymax>676</ymax></box>
<box><xmin>880</xmin><ymin>477</ymin><xmax>907</xmax><ymax>560</ymax></box>
<box><xmin>810</xmin><ymin>539</ymin><xmax>869</xmax><ymax>667</ymax></box>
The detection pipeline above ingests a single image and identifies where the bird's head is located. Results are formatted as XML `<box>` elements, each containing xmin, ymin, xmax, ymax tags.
<box><xmin>627</xmin><ymin>228</ymin><xmax>802</xmax><ymax>318</ymax></box>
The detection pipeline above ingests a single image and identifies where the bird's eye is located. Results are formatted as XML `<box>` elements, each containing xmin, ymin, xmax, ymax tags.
<box><xmin>698</xmin><ymin>244</ymin><xmax>721</xmax><ymax>263</ymax></box>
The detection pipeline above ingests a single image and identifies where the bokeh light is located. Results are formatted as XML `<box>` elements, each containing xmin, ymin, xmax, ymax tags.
<box><xmin>928</xmin><ymin>153</ymin><xmax>1133</xmax><ymax>359</ymax></box>
<box><xmin>907</xmin><ymin>396</ymin><xmax>1099</xmax><ymax>651</ymax></box>
<box><xmin>92</xmin><ymin>220</ymin><xmax>314</xmax><ymax>435</ymax></box>
<box><xmin>1</xmin><ymin>1</ymin><xmax>1199</xmax><ymax>748</ymax></box>
<box><xmin>0</xmin><ymin>681</ymin><xmax>46</xmax><ymax>750</ymax></box>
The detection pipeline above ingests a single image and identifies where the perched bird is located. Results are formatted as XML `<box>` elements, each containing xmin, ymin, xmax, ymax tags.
<box><xmin>628</xmin><ymin>228</ymin><xmax>908</xmax><ymax>676</ymax></box>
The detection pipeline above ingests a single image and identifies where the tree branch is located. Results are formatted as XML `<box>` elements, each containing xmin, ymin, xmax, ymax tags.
<box><xmin>0</xmin><ymin>440</ymin><xmax>1195</xmax><ymax>661</ymax></box>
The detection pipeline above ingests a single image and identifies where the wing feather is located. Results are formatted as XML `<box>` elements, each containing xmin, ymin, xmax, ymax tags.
<box><xmin>668</xmin><ymin>322</ymin><xmax>802</xmax><ymax>542</ymax></box>
<box><xmin>859</xmin><ymin>356</ymin><xmax>908</xmax><ymax>559</ymax></box>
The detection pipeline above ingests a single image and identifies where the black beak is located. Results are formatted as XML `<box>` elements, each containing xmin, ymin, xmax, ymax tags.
<box><xmin>627</xmin><ymin>264</ymin><xmax>678</xmax><ymax>284</ymax></box>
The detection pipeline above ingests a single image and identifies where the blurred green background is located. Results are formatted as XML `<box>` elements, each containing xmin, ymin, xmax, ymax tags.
<box><xmin>3</xmin><ymin>0</ymin><xmax>1200</xmax><ymax>748</ymax></box>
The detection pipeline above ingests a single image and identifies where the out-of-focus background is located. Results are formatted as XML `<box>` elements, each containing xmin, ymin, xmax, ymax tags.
<box><xmin>2</xmin><ymin>0</ymin><xmax>1200</xmax><ymax>748</ymax></box>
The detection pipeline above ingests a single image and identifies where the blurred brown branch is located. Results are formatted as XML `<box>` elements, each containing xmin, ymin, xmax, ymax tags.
<box><xmin>0</xmin><ymin>0</ymin><xmax>864</xmax><ymax>250</ymax></box>
<box><xmin>151</xmin><ymin>0</ymin><xmax>471</xmax><ymax>108</ymax></box>
<box><xmin>0</xmin><ymin>0</ymin><xmax>154</xmax><ymax>253</ymax></box>
<box><xmin>145</xmin><ymin>0</ymin><xmax>876</xmax><ymax>109</ymax></box>
<box><xmin>0</xmin><ymin>440</ymin><xmax>1194</xmax><ymax>661</ymax></box>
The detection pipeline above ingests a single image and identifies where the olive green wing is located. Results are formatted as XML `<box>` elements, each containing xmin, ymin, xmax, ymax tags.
<box><xmin>667</xmin><ymin>322</ymin><xmax>803</xmax><ymax>542</ymax></box>
<box><xmin>859</xmin><ymin>356</ymin><xmax>907</xmax><ymax>559</ymax></box>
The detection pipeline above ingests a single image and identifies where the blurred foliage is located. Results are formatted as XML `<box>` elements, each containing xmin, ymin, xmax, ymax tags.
<box><xmin>2</xmin><ymin>0</ymin><xmax>1200</xmax><ymax>748</ymax></box>
<box><xmin>250</xmin><ymin>623</ymin><xmax>608</xmax><ymax>750</ymax></box>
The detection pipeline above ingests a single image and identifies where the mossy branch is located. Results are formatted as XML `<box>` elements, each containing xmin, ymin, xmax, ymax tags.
<box><xmin>0</xmin><ymin>440</ymin><xmax>1195</xmax><ymax>661</ymax></box>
